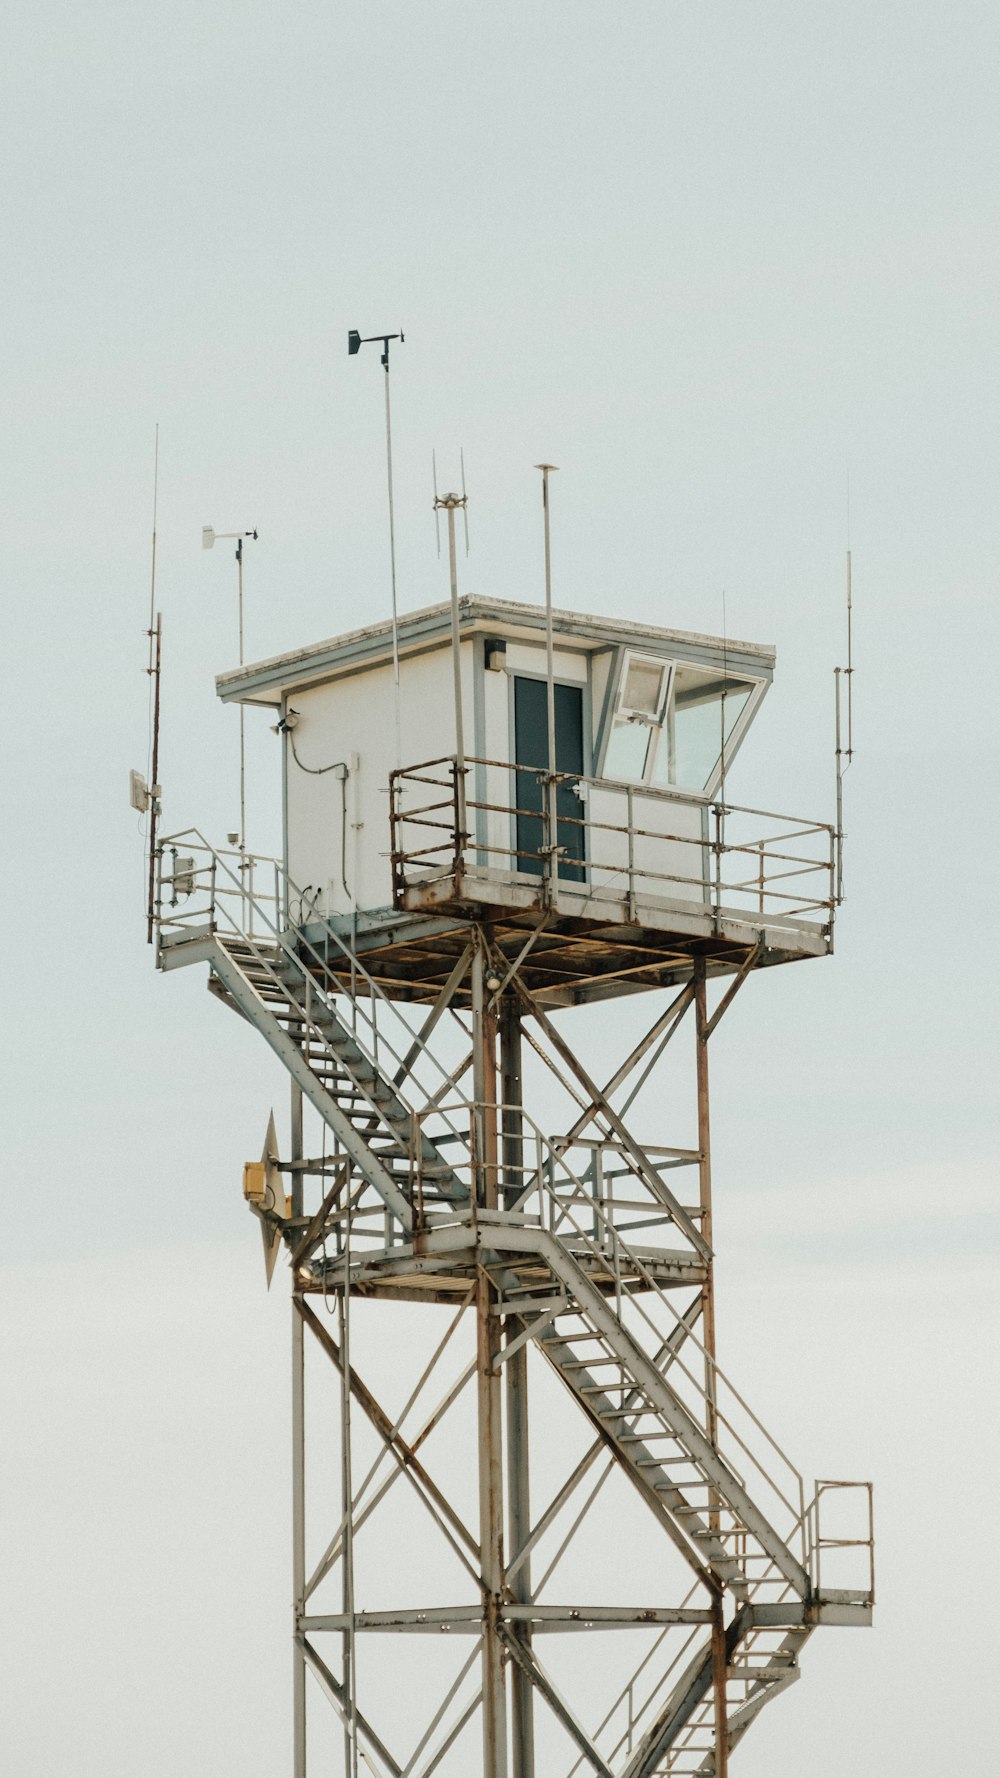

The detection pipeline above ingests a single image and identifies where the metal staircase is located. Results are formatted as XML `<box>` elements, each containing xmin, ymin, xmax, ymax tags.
<box><xmin>161</xmin><ymin>927</ymin><xmax>470</xmax><ymax>1229</ymax></box>
<box><xmin>154</xmin><ymin>833</ymin><xmax>873</xmax><ymax>1777</ymax></box>
<box><xmin>495</xmin><ymin>1233</ymin><xmax>808</xmax><ymax>1603</ymax></box>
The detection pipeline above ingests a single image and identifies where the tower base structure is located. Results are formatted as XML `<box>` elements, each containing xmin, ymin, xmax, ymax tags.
<box><xmin>156</xmin><ymin>835</ymin><xmax>873</xmax><ymax>1777</ymax></box>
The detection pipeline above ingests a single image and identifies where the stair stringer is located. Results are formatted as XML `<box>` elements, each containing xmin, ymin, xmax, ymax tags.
<box><xmin>264</xmin><ymin>949</ymin><xmax>468</xmax><ymax>1203</ymax></box>
<box><xmin>518</xmin><ymin>1227</ymin><xmax>810</xmax><ymax>1600</ymax></box>
<box><xmin>162</xmin><ymin>934</ymin><xmax>414</xmax><ymax>1230</ymax></box>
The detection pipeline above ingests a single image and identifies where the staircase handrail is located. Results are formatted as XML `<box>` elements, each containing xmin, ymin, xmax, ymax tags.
<box><xmin>156</xmin><ymin>831</ymin><xmax>476</xmax><ymax>1195</ymax></box>
<box><xmin>421</xmin><ymin>1089</ymin><xmax>808</xmax><ymax>1552</ymax></box>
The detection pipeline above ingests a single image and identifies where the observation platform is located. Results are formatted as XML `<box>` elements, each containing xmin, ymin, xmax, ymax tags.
<box><xmin>294</xmin><ymin>753</ymin><xmax>836</xmax><ymax>1008</ymax></box>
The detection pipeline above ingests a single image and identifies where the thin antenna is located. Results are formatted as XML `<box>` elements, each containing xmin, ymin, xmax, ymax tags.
<box><xmin>147</xmin><ymin>423</ymin><xmax>159</xmax><ymax>646</ymax></box>
<box><xmin>203</xmin><ymin>526</ymin><xmax>258</xmax><ymax>854</ymax></box>
<box><xmin>433</xmin><ymin>471</ymin><xmax>469</xmax><ymax>846</ymax></box>
<box><xmin>719</xmin><ymin>590</ymin><xmax>728</xmax><ymax>810</ymax></box>
<box><xmin>433</xmin><ymin>451</ymin><xmax>441</xmax><ymax>557</ymax></box>
<box><xmin>349</xmin><ymin>327</ymin><xmax>405</xmax><ymax>768</ymax></box>
<box><xmin>845</xmin><ymin>546</ymin><xmax>854</xmax><ymax>762</ymax></box>
<box><xmin>534</xmin><ymin>466</ymin><xmax>559</xmax><ymax>779</ymax></box>
<box><xmin>834</xmin><ymin>543</ymin><xmax>856</xmax><ymax>905</ymax></box>
<box><xmin>146</xmin><ymin>615</ymin><xmax>162</xmax><ymax>944</ymax></box>
<box><xmin>460</xmin><ymin>449</ymin><xmax>470</xmax><ymax>555</ymax></box>
<box><xmin>145</xmin><ymin>425</ymin><xmax>162</xmax><ymax>944</ymax></box>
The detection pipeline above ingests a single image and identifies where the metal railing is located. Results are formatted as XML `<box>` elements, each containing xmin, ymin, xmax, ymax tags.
<box><xmin>411</xmin><ymin>1092</ymin><xmax>810</xmax><ymax>1590</ymax></box>
<box><xmin>154</xmin><ymin>832</ymin><xmax>479</xmax><ymax>1245</ymax></box>
<box><xmin>389</xmin><ymin>754</ymin><xmax>836</xmax><ymax>932</ymax></box>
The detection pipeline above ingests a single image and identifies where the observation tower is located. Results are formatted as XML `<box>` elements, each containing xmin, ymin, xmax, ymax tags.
<box><xmin>150</xmin><ymin>568</ymin><xmax>873</xmax><ymax>1775</ymax></box>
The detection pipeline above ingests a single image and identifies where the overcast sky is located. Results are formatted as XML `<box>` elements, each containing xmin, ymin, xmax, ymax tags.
<box><xmin>1</xmin><ymin>3</ymin><xmax>998</xmax><ymax>1773</ymax></box>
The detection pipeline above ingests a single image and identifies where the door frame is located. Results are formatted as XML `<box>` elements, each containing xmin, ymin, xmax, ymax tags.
<box><xmin>507</xmin><ymin>666</ymin><xmax>593</xmax><ymax>881</ymax></box>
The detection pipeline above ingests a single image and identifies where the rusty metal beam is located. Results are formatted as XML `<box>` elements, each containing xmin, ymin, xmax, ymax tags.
<box><xmin>297</xmin><ymin>1300</ymin><xmax>481</xmax><ymax>1576</ymax></box>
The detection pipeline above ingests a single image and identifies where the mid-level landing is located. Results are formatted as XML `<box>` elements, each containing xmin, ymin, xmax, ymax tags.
<box><xmin>303</xmin><ymin>1211</ymin><xmax>707</xmax><ymax>1306</ymax></box>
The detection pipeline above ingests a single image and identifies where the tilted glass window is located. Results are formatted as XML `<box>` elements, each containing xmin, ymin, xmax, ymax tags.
<box><xmin>653</xmin><ymin>666</ymin><xmax>754</xmax><ymax>793</ymax></box>
<box><xmin>602</xmin><ymin>652</ymin><xmax>672</xmax><ymax>782</ymax></box>
<box><xmin>602</xmin><ymin>652</ymin><xmax>758</xmax><ymax>794</ymax></box>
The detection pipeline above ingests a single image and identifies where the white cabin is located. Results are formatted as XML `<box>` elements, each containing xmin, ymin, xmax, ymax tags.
<box><xmin>212</xmin><ymin>597</ymin><xmax>837</xmax><ymax>975</ymax></box>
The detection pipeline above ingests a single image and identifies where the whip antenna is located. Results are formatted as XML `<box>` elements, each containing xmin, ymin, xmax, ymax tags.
<box><xmin>433</xmin><ymin>464</ymin><xmax>470</xmax><ymax>845</ymax></box>
<box><xmin>534</xmin><ymin>463</ymin><xmax>559</xmax><ymax>780</ymax></box>
<box><xmin>145</xmin><ymin>425</ymin><xmax>162</xmax><ymax>943</ymax></box>
<box><xmin>834</xmin><ymin>544</ymin><xmax>856</xmax><ymax>904</ymax></box>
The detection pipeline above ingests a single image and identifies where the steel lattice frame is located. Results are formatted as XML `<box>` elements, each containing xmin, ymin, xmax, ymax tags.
<box><xmin>273</xmin><ymin>929</ymin><xmax>848</xmax><ymax>1778</ymax></box>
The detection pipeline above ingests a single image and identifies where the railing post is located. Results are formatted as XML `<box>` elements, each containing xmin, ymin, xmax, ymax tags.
<box><xmin>626</xmin><ymin>785</ymin><xmax>636</xmax><ymax>921</ymax></box>
<box><xmin>153</xmin><ymin>846</ymin><xmax>163</xmax><ymax>947</ymax></box>
<box><xmin>452</xmin><ymin>759</ymin><xmax>465</xmax><ymax>885</ymax></box>
<box><xmin>543</xmin><ymin>772</ymin><xmax>558</xmax><ymax>907</ymax></box>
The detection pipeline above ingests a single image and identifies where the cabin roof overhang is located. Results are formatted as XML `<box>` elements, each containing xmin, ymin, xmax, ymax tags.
<box><xmin>216</xmin><ymin>594</ymin><xmax>776</xmax><ymax>707</ymax></box>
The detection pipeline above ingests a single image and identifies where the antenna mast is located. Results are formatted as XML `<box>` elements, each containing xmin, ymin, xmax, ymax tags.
<box><xmin>348</xmin><ymin>327</ymin><xmax>405</xmax><ymax>767</ymax></box>
<box><xmin>534</xmin><ymin>465</ymin><xmax>559</xmax><ymax>780</ymax></box>
<box><xmin>835</xmin><ymin>546</ymin><xmax>855</xmax><ymax>903</ymax></box>
<box><xmin>433</xmin><ymin>469</ymin><xmax>469</xmax><ymax>847</ymax></box>
<box><xmin>146</xmin><ymin>426</ymin><xmax>161</xmax><ymax>944</ymax></box>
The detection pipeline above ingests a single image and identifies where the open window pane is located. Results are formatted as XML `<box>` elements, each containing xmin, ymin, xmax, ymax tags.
<box><xmin>654</xmin><ymin>667</ymin><xmax>754</xmax><ymax>793</ymax></box>
<box><xmin>604</xmin><ymin>717</ymin><xmax>651</xmax><ymax>781</ymax></box>
<box><xmin>622</xmin><ymin>658</ymin><xmax>665</xmax><ymax>718</ymax></box>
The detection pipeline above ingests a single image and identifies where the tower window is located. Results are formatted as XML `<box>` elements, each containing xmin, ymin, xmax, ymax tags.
<box><xmin>602</xmin><ymin>652</ymin><xmax>759</xmax><ymax>796</ymax></box>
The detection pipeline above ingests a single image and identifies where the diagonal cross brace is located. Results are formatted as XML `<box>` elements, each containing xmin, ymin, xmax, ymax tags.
<box><xmin>511</xmin><ymin>977</ymin><xmax>711</xmax><ymax>1260</ymax></box>
<box><xmin>500</xmin><ymin>1628</ymin><xmax>615</xmax><ymax>1777</ymax></box>
<box><xmin>298</xmin><ymin>1301</ymin><xmax>481</xmax><ymax>1578</ymax></box>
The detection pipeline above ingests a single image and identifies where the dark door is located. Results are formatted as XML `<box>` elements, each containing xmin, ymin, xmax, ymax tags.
<box><xmin>513</xmin><ymin>677</ymin><xmax>586</xmax><ymax>881</ymax></box>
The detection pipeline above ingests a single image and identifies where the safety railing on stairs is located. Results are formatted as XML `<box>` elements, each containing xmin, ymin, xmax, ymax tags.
<box><xmin>154</xmin><ymin>832</ymin><xmax>477</xmax><ymax>1241</ymax></box>
<box><xmin>418</xmin><ymin>1090</ymin><xmax>809</xmax><ymax>1594</ymax></box>
<box><xmin>565</xmin><ymin>1478</ymin><xmax>873</xmax><ymax>1778</ymax></box>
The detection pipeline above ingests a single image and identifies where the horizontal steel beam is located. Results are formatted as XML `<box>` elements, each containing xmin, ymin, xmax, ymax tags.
<box><xmin>300</xmin><ymin>1604</ymin><xmax>714</xmax><ymax>1634</ymax></box>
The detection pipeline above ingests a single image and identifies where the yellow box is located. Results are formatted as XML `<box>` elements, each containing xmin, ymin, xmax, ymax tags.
<box><xmin>243</xmin><ymin>1160</ymin><xmax>266</xmax><ymax>1203</ymax></box>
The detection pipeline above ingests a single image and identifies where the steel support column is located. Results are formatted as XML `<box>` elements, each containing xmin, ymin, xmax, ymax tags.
<box><xmin>291</xmin><ymin>1080</ymin><xmax>306</xmax><ymax>1778</ymax></box>
<box><xmin>501</xmin><ymin>1001</ymin><xmax>535</xmax><ymax>1778</ymax></box>
<box><xmin>695</xmin><ymin>964</ymin><xmax>728</xmax><ymax>1778</ymax></box>
<box><xmin>473</xmin><ymin>945</ymin><xmax>508</xmax><ymax>1778</ymax></box>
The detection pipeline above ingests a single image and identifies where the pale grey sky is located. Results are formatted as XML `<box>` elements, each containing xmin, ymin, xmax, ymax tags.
<box><xmin>1</xmin><ymin>2</ymin><xmax>998</xmax><ymax>1773</ymax></box>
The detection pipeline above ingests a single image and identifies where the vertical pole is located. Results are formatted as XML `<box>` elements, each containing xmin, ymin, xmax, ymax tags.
<box><xmin>694</xmin><ymin>961</ymin><xmax>728</xmax><ymax>1778</ymax></box>
<box><xmin>146</xmin><ymin>613</ymin><xmax>162</xmax><ymax>944</ymax></box>
<box><xmin>290</xmin><ymin>1084</ymin><xmax>304</xmax><ymax>1221</ymax></box>
<box><xmin>237</xmin><ymin>537</ymin><xmax>247</xmax><ymax>856</ymax></box>
<box><xmin>501</xmin><ymin>1003</ymin><xmax>535</xmax><ymax>1778</ymax></box>
<box><xmin>834</xmin><ymin>668</ymin><xmax>844</xmax><ymax>905</ymax></box>
<box><xmin>472</xmin><ymin>945</ymin><xmax>508</xmax><ymax>1778</ymax></box>
<box><xmin>538</xmin><ymin>466</ymin><xmax>557</xmax><ymax>780</ymax></box>
<box><xmin>383</xmin><ymin>359</ymin><xmax>402</xmax><ymax>770</ymax></box>
<box><xmin>445</xmin><ymin>502</ymin><xmax>468</xmax><ymax>846</ymax></box>
<box><xmin>291</xmin><ymin>1083</ymin><xmax>306</xmax><ymax>1778</ymax></box>
<box><xmin>536</xmin><ymin>465</ymin><xmax>559</xmax><ymax>899</ymax></box>
<box><xmin>291</xmin><ymin>1305</ymin><xmax>306</xmax><ymax>1778</ymax></box>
